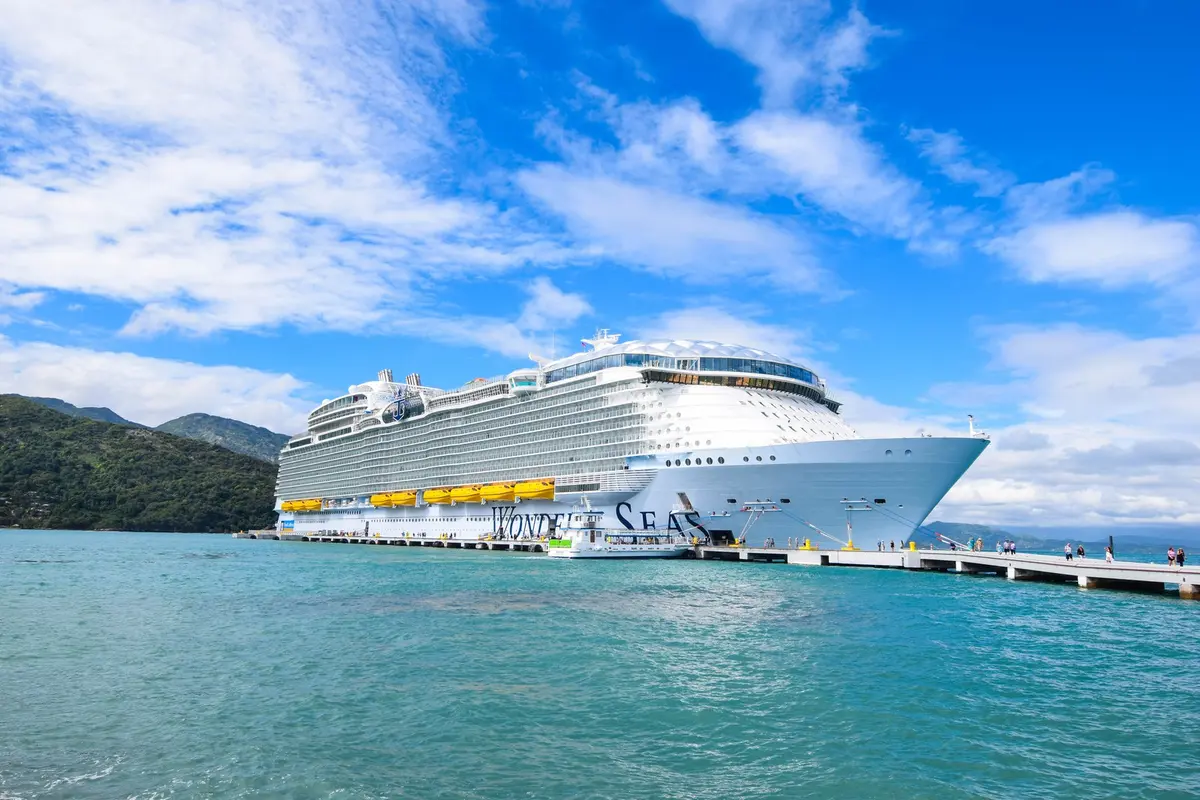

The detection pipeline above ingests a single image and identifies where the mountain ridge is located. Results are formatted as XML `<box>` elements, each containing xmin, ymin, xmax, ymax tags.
<box><xmin>26</xmin><ymin>396</ymin><xmax>144</xmax><ymax>428</ymax></box>
<box><xmin>18</xmin><ymin>395</ymin><xmax>291</xmax><ymax>463</ymax></box>
<box><xmin>155</xmin><ymin>413</ymin><xmax>291</xmax><ymax>464</ymax></box>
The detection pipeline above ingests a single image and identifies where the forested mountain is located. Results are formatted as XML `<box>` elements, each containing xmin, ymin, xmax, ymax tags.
<box><xmin>26</xmin><ymin>396</ymin><xmax>143</xmax><ymax>427</ymax></box>
<box><xmin>0</xmin><ymin>395</ymin><xmax>277</xmax><ymax>532</ymax></box>
<box><xmin>156</xmin><ymin>413</ymin><xmax>291</xmax><ymax>463</ymax></box>
<box><xmin>18</xmin><ymin>394</ymin><xmax>291</xmax><ymax>463</ymax></box>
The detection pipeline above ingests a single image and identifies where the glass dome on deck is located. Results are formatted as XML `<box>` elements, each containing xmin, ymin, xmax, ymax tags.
<box><xmin>543</xmin><ymin>339</ymin><xmax>822</xmax><ymax>389</ymax></box>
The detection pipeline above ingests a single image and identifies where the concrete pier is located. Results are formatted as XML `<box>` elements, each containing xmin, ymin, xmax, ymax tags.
<box><xmin>697</xmin><ymin>546</ymin><xmax>1197</xmax><ymax>600</ymax></box>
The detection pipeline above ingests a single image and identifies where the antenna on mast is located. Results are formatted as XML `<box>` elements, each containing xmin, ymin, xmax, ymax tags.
<box><xmin>581</xmin><ymin>328</ymin><xmax>621</xmax><ymax>351</ymax></box>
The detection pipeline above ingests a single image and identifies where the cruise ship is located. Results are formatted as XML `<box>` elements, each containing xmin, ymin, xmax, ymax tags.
<box><xmin>274</xmin><ymin>331</ymin><xmax>989</xmax><ymax>547</ymax></box>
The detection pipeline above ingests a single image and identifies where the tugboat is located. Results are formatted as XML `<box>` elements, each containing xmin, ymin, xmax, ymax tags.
<box><xmin>546</xmin><ymin>503</ymin><xmax>691</xmax><ymax>559</ymax></box>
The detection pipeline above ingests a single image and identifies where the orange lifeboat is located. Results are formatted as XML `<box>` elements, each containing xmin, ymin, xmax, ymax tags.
<box><xmin>423</xmin><ymin>487</ymin><xmax>453</xmax><ymax>505</ymax></box>
<box><xmin>450</xmin><ymin>485</ymin><xmax>483</xmax><ymax>504</ymax></box>
<box><xmin>480</xmin><ymin>482</ymin><xmax>516</xmax><ymax>503</ymax></box>
<box><xmin>389</xmin><ymin>491</ymin><xmax>417</xmax><ymax>507</ymax></box>
<box><xmin>514</xmin><ymin>479</ymin><xmax>555</xmax><ymax>500</ymax></box>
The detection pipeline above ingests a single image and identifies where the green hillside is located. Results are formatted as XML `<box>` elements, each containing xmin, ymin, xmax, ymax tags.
<box><xmin>27</xmin><ymin>396</ymin><xmax>143</xmax><ymax>427</ymax></box>
<box><xmin>156</xmin><ymin>413</ymin><xmax>291</xmax><ymax>463</ymax></box>
<box><xmin>0</xmin><ymin>395</ymin><xmax>278</xmax><ymax>532</ymax></box>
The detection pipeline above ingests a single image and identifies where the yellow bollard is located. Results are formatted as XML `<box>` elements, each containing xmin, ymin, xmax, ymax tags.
<box><xmin>909</xmin><ymin>541</ymin><xmax>917</xmax><ymax>551</ymax></box>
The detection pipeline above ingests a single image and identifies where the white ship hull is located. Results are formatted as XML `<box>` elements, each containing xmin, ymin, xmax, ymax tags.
<box><xmin>280</xmin><ymin>436</ymin><xmax>986</xmax><ymax>548</ymax></box>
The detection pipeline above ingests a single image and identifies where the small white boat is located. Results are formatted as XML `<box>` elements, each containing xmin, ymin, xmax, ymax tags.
<box><xmin>546</xmin><ymin>507</ymin><xmax>691</xmax><ymax>559</ymax></box>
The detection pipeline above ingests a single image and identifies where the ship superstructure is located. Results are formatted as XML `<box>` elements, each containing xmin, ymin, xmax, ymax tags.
<box><xmin>275</xmin><ymin>332</ymin><xmax>988</xmax><ymax>546</ymax></box>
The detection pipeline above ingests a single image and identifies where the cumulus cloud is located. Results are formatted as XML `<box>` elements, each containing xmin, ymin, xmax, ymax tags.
<box><xmin>517</xmin><ymin>277</ymin><xmax>592</xmax><ymax>332</ymax></box>
<box><xmin>736</xmin><ymin>111</ymin><xmax>934</xmax><ymax>243</ymax></box>
<box><xmin>986</xmin><ymin>211</ymin><xmax>1200</xmax><ymax>288</ymax></box>
<box><xmin>929</xmin><ymin>324</ymin><xmax>1200</xmax><ymax>526</ymax></box>
<box><xmin>0</xmin><ymin>0</ymin><xmax>561</xmax><ymax>337</ymax></box>
<box><xmin>518</xmin><ymin>165</ymin><xmax>823</xmax><ymax>290</ymax></box>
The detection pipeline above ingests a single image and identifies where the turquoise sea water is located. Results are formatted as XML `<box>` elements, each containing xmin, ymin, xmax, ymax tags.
<box><xmin>3</xmin><ymin>531</ymin><xmax>1199</xmax><ymax>800</ymax></box>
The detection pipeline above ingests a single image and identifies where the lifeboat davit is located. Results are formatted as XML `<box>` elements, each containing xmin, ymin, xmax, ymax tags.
<box><xmin>389</xmin><ymin>491</ymin><xmax>417</xmax><ymax>507</ymax></box>
<box><xmin>514</xmin><ymin>479</ymin><xmax>555</xmax><ymax>500</ymax></box>
<box><xmin>423</xmin><ymin>487</ymin><xmax>453</xmax><ymax>505</ymax></box>
<box><xmin>450</xmin><ymin>485</ymin><xmax>483</xmax><ymax>504</ymax></box>
<box><xmin>480</xmin><ymin>482</ymin><xmax>516</xmax><ymax>502</ymax></box>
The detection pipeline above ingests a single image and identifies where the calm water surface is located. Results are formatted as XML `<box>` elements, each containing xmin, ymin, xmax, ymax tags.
<box><xmin>2</xmin><ymin>531</ymin><xmax>1198</xmax><ymax>799</ymax></box>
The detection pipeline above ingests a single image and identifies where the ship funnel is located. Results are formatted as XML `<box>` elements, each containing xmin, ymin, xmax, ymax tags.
<box><xmin>378</xmin><ymin>368</ymin><xmax>394</xmax><ymax>383</ymax></box>
<box><xmin>405</xmin><ymin>372</ymin><xmax>422</xmax><ymax>387</ymax></box>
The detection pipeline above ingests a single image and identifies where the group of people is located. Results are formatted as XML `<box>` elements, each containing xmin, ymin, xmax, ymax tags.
<box><xmin>997</xmin><ymin>539</ymin><xmax>1018</xmax><ymax>555</ymax></box>
<box><xmin>1168</xmin><ymin>546</ymin><xmax>1187</xmax><ymax>567</ymax></box>
<box><xmin>875</xmin><ymin>540</ymin><xmax>903</xmax><ymax>551</ymax></box>
<box><xmin>1064</xmin><ymin>543</ymin><xmax>1086</xmax><ymax>560</ymax></box>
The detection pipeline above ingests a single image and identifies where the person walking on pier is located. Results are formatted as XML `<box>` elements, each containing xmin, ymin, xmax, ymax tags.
<box><xmin>1064</xmin><ymin>543</ymin><xmax>1073</xmax><ymax>561</ymax></box>
<box><xmin>1077</xmin><ymin>544</ymin><xmax>1086</xmax><ymax>559</ymax></box>
<box><xmin>1105</xmin><ymin>545</ymin><xmax>1113</xmax><ymax>563</ymax></box>
<box><xmin>1168</xmin><ymin>546</ymin><xmax>1177</xmax><ymax>566</ymax></box>
<box><xmin>1178</xmin><ymin>547</ymin><xmax>1186</xmax><ymax>568</ymax></box>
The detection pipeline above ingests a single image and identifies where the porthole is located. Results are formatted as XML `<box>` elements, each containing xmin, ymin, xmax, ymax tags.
<box><xmin>706</xmin><ymin>439</ymin><xmax>711</xmax><ymax>445</ymax></box>
<box><xmin>706</xmin><ymin>458</ymin><xmax>713</xmax><ymax>465</ymax></box>
<box><xmin>743</xmin><ymin>456</ymin><xmax>750</xmax><ymax>462</ymax></box>
<box><xmin>727</xmin><ymin>498</ymin><xmax>737</xmax><ymax>504</ymax></box>
<box><xmin>685</xmin><ymin>426</ymin><xmax>691</xmax><ymax>432</ymax></box>
<box><xmin>885</xmin><ymin>449</ymin><xmax>893</xmax><ymax>456</ymax></box>
<box><xmin>664</xmin><ymin>460</ymin><xmax>670</xmax><ymax>467</ymax></box>
<box><xmin>685</xmin><ymin>458</ymin><xmax>692</xmax><ymax>465</ymax></box>
<box><xmin>904</xmin><ymin>449</ymin><xmax>912</xmax><ymax>456</ymax></box>
<box><xmin>718</xmin><ymin>457</ymin><xmax>725</xmax><ymax>464</ymax></box>
<box><xmin>781</xmin><ymin>498</ymin><xmax>791</xmax><ymax>504</ymax></box>
<box><xmin>675</xmin><ymin>459</ymin><xmax>682</xmax><ymax>466</ymax></box>
<box><xmin>756</xmin><ymin>456</ymin><xmax>763</xmax><ymax>462</ymax></box>
<box><xmin>769</xmin><ymin>455</ymin><xmax>776</xmax><ymax>461</ymax></box>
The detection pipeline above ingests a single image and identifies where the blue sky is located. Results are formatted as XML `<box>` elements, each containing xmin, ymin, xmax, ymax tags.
<box><xmin>1</xmin><ymin>0</ymin><xmax>1197</xmax><ymax>527</ymax></box>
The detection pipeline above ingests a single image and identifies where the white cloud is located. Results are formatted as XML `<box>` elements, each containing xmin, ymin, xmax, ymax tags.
<box><xmin>0</xmin><ymin>335</ymin><xmax>312</xmax><ymax>431</ymax></box>
<box><xmin>987</xmin><ymin>211</ymin><xmax>1200</xmax><ymax>288</ymax></box>
<box><xmin>518</xmin><ymin>164</ymin><xmax>823</xmax><ymax>290</ymax></box>
<box><xmin>0</xmin><ymin>283</ymin><xmax>44</xmax><ymax>310</ymax></box>
<box><xmin>662</xmin><ymin>0</ymin><xmax>884</xmax><ymax>105</ymax></box>
<box><xmin>517</xmin><ymin>276</ymin><xmax>592</xmax><ymax>332</ymax></box>
<box><xmin>928</xmin><ymin>324</ymin><xmax>1200</xmax><ymax>525</ymax></box>
<box><xmin>1001</xmin><ymin>165</ymin><xmax>1115</xmax><ymax>223</ymax></box>
<box><xmin>905</xmin><ymin>127</ymin><xmax>1014</xmax><ymax>197</ymax></box>
<box><xmin>736</xmin><ymin>111</ymin><xmax>933</xmax><ymax>243</ymax></box>
<box><xmin>0</xmin><ymin>0</ymin><xmax>561</xmax><ymax>337</ymax></box>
